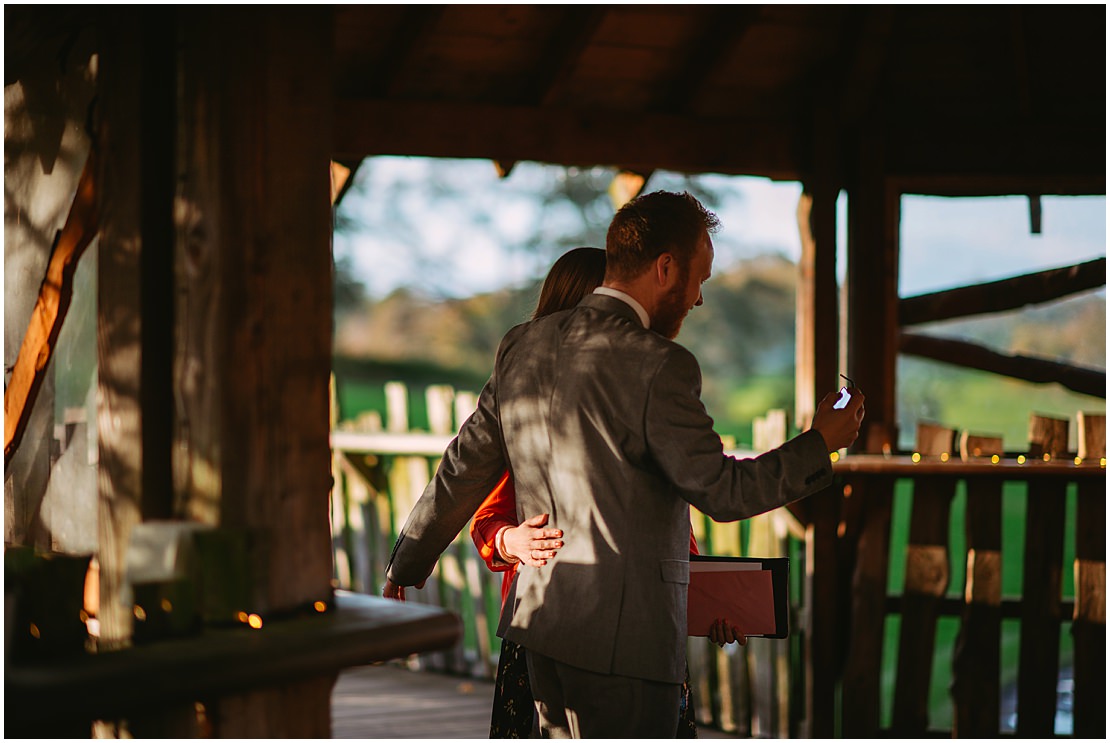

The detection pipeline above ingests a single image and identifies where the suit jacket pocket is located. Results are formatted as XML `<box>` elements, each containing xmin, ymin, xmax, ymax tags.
<box><xmin>660</xmin><ymin>558</ymin><xmax>690</xmax><ymax>585</ymax></box>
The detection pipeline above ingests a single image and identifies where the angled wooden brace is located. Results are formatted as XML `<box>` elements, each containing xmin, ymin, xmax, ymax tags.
<box><xmin>5</xmin><ymin>146</ymin><xmax>99</xmax><ymax>467</ymax></box>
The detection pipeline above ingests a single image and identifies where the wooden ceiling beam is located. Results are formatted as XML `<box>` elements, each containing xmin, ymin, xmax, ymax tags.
<box><xmin>368</xmin><ymin>5</ymin><xmax>447</xmax><ymax>98</ymax></box>
<box><xmin>654</xmin><ymin>6</ymin><xmax>761</xmax><ymax>114</ymax></box>
<box><xmin>333</xmin><ymin>99</ymin><xmax>1104</xmax><ymax>193</ymax></box>
<box><xmin>527</xmin><ymin>6</ymin><xmax>608</xmax><ymax>107</ymax></box>
<box><xmin>334</xmin><ymin>98</ymin><xmax>804</xmax><ymax>179</ymax></box>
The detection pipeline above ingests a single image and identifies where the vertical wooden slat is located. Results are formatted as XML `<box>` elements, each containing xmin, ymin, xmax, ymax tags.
<box><xmin>1016</xmin><ymin>477</ymin><xmax>1067</xmax><ymax>736</ymax></box>
<box><xmin>1016</xmin><ymin>416</ymin><xmax>1069</xmax><ymax>737</ymax></box>
<box><xmin>891</xmin><ymin>475</ymin><xmax>955</xmax><ymax>734</ymax></box>
<box><xmin>951</xmin><ymin>476</ymin><xmax>1004</xmax><ymax>737</ymax></box>
<box><xmin>1071</xmin><ymin>414</ymin><xmax>1104</xmax><ymax>739</ymax></box>
<box><xmin>1071</xmin><ymin>477</ymin><xmax>1104</xmax><ymax>738</ymax></box>
<box><xmin>891</xmin><ymin>424</ymin><xmax>958</xmax><ymax>734</ymax></box>
<box><xmin>839</xmin><ymin>475</ymin><xmax>895</xmax><ymax>737</ymax></box>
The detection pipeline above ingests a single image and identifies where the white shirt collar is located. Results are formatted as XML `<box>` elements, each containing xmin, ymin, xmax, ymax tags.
<box><xmin>593</xmin><ymin>287</ymin><xmax>649</xmax><ymax>329</ymax></box>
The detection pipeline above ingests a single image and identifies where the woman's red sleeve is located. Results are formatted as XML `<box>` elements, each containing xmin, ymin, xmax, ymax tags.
<box><xmin>689</xmin><ymin>528</ymin><xmax>699</xmax><ymax>556</ymax></box>
<box><xmin>469</xmin><ymin>471</ymin><xmax>518</xmax><ymax>573</ymax></box>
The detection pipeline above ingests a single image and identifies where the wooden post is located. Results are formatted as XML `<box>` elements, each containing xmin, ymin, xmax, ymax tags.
<box><xmin>839</xmin><ymin>474</ymin><xmax>894</xmax><ymax>737</ymax></box>
<box><xmin>804</xmin><ymin>487</ymin><xmax>841</xmax><ymax>738</ymax></box>
<box><xmin>173</xmin><ymin>7</ymin><xmax>336</xmax><ymax>736</ymax></box>
<box><xmin>846</xmin><ymin>128</ymin><xmax>899</xmax><ymax>453</ymax></box>
<box><xmin>795</xmin><ymin>103</ymin><xmax>840</xmax><ymax>432</ymax></box>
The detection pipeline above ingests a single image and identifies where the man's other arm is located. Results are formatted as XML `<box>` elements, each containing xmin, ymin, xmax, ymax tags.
<box><xmin>645</xmin><ymin>347</ymin><xmax>863</xmax><ymax>522</ymax></box>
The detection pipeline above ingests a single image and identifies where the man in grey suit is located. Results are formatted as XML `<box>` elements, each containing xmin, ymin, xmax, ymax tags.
<box><xmin>385</xmin><ymin>191</ymin><xmax>865</xmax><ymax>737</ymax></box>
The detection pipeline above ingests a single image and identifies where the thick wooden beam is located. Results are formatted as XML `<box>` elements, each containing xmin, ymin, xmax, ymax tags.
<box><xmin>900</xmin><ymin>258</ymin><xmax>1106</xmax><ymax>326</ymax></box>
<box><xmin>899</xmin><ymin>332</ymin><xmax>1106</xmax><ymax>399</ymax></box>
<box><xmin>333</xmin><ymin>98</ymin><xmax>804</xmax><ymax>179</ymax></box>
<box><xmin>175</xmin><ymin>7</ymin><xmax>336</xmax><ymax>735</ymax></box>
<box><xmin>886</xmin><ymin>124</ymin><xmax>1106</xmax><ymax>186</ymax></box>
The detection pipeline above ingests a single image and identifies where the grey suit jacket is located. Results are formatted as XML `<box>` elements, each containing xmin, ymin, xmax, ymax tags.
<box><xmin>386</xmin><ymin>293</ymin><xmax>833</xmax><ymax>683</ymax></box>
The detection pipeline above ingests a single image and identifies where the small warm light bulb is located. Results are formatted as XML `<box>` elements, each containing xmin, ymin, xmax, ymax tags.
<box><xmin>313</xmin><ymin>601</ymin><xmax>327</xmax><ymax>613</ymax></box>
<box><xmin>911</xmin><ymin>452</ymin><xmax>922</xmax><ymax>463</ymax></box>
<box><xmin>237</xmin><ymin>611</ymin><xmax>249</xmax><ymax>623</ymax></box>
<box><xmin>991</xmin><ymin>454</ymin><xmax>1000</xmax><ymax>464</ymax></box>
<box><xmin>1043</xmin><ymin>452</ymin><xmax>1052</xmax><ymax>462</ymax></box>
<box><xmin>161</xmin><ymin>598</ymin><xmax>173</xmax><ymax>612</ymax></box>
<box><xmin>1074</xmin><ymin>456</ymin><xmax>1083</xmax><ymax>466</ymax></box>
<box><xmin>29</xmin><ymin>623</ymin><xmax>41</xmax><ymax>639</ymax></box>
<box><xmin>940</xmin><ymin>452</ymin><xmax>949</xmax><ymax>462</ymax></box>
<box><xmin>1017</xmin><ymin>455</ymin><xmax>1027</xmax><ymax>465</ymax></box>
<box><xmin>247</xmin><ymin>614</ymin><xmax>263</xmax><ymax>629</ymax></box>
<box><xmin>1100</xmin><ymin>458</ymin><xmax>1106</xmax><ymax>467</ymax></box>
<box><xmin>829</xmin><ymin>451</ymin><xmax>840</xmax><ymax>463</ymax></box>
<box><xmin>133</xmin><ymin>605</ymin><xmax>147</xmax><ymax>622</ymax></box>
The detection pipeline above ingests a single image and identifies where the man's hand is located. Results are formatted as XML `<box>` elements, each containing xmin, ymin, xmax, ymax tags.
<box><xmin>811</xmin><ymin>387</ymin><xmax>865</xmax><ymax>452</ymax></box>
<box><xmin>382</xmin><ymin>577</ymin><xmax>425</xmax><ymax>602</ymax></box>
<box><xmin>501</xmin><ymin>513</ymin><xmax>563</xmax><ymax>567</ymax></box>
<box><xmin>709</xmin><ymin>618</ymin><xmax>746</xmax><ymax>647</ymax></box>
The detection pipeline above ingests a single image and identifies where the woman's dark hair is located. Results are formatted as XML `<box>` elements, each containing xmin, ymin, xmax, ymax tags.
<box><xmin>604</xmin><ymin>191</ymin><xmax>720</xmax><ymax>282</ymax></box>
<box><xmin>533</xmin><ymin>247</ymin><xmax>607</xmax><ymax>319</ymax></box>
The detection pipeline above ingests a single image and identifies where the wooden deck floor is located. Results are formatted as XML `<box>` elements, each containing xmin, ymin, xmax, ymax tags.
<box><xmin>331</xmin><ymin>663</ymin><xmax>738</xmax><ymax>739</ymax></box>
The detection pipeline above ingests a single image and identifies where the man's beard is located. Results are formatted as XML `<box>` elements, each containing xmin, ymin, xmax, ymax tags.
<box><xmin>651</xmin><ymin>281</ymin><xmax>689</xmax><ymax>340</ymax></box>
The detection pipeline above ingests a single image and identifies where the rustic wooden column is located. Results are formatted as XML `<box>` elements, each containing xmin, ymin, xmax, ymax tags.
<box><xmin>846</xmin><ymin>127</ymin><xmax>899</xmax><ymax>453</ymax></box>
<box><xmin>795</xmin><ymin>103</ymin><xmax>845</xmax><ymax>740</ymax></box>
<box><xmin>174</xmin><ymin>7</ymin><xmax>337</xmax><ymax>736</ymax></box>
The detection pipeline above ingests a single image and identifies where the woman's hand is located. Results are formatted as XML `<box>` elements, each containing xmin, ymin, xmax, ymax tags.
<box><xmin>500</xmin><ymin>513</ymin><xmax>563</xmax><ymax>567</ymax></box>
<box><xmin>709</xmin><ymin>618</ymin><xmax>746</xmax><ymax>647</ymax></box>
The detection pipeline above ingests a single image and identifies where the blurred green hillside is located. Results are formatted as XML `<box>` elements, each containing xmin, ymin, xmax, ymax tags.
<box><xmin>333</xmin><ymin>257</ymin><xmax>1105</xmax><ymax>449</ymax></box>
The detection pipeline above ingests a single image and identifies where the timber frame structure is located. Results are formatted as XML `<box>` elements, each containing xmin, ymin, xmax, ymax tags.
<box><xmin>4</xmin><ymin>5</ymin><xmax>1105</xmax><ymax>738</ymax></box>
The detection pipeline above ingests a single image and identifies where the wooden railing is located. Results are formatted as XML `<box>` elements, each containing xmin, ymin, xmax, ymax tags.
<box><xmin>811</xmin><ymin>417</ymin><xmax>1106</xmax><ymax>738</ymax></box>
<box><xmin>330</xmin><ymin>382</ymin><xmax>1105</xmax><ymax>738</ymax></box>
<box><xmin>329</xmin><ymin>383</ymin><xmax>801</xmax><ymax>736</ymax></box>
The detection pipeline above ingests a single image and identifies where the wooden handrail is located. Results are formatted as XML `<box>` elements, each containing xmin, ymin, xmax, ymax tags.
<box><xmin>5</xmin><ymin>591</ymin><xmax>460</xmax><ymax>734</ymax></box>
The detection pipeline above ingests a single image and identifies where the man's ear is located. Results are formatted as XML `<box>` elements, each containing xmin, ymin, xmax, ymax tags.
<box><xmin>655</xmin><ymin>252</ymin><xmax>678</xmax><ymax>288</ymax></box>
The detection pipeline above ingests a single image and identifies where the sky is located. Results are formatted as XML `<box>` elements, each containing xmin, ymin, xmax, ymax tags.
<box><xmin>334</xmin><ymin>157</ymin><xmax>1106</xmax><ymax>302</ymax></box>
